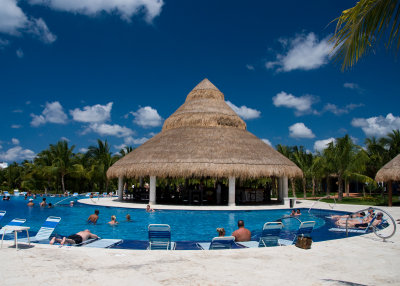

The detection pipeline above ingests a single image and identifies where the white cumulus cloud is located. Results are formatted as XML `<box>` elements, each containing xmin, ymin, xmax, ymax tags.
<box><xmin>70</xmin><ymin>102</ymin><xmax>113</xmax><ymax>123</ymax></box>
<box><xmin>131</xmin><ymin>106</ymin><xmax>163</xmax><ymax>128</ymax></box>
<box><xmin>266</xmin><ymin>32</ymin><xmax>332</xmax><ymax>72</ymax></box>
<box><xmin>0</xmin><ymin>0</ymin><xmax>56</xmax><ymax>43</ymax></box>
<box><xmin>84</xmin><ymin>123</ymin><xmax>134</xmax><ymax>138</ymax></box>
<box><xmin>28</xmin><ymin>0</ymin><xmax>164</xmax><ymax>22</ymax></box>
<box><xmin>0</xmin><ymin>146</ymin><xmax>35</xmax><ymax>162</ymax></box>
<box><xmin>0</xmin><ymin>0</ymin><xmax>27</xmax><ymax>35</ymax></box>
<box><xmin>289</xmin><ymin>123</ymin><xmax>315</xmax><ymax>139</ymax></box>
<box><xmin>31</xmin><ymin>101</ymin><xmax>68</xmax><ymax>127</ymax></box>
<box><xmin>323</xmin><ymin>103</ymin><xmax>363</xmax><ymax>115</ymax></box>
<box><xmin>16</xmin><ymin>48</ymin><xmax>23</xmax><ymax>58</ymax></box>
<box><xmin>352</xmin><ymin>113</ymin><xmax>400</xmax><ymax>137</ymax></box>
<box><xmin>262</xmin><ymin>139</ymin><xmax>272</xmax><ymax>146</ymax></box>
<box><xmin>272</xmin><ymin>91</ymin><xmax>317</xmax><ymax>116</ymax></box>
<box><xmin>27</xmin><ymin>18</ymin><xmax>57</xmax><ymax>44</ymax></box>
<box><xmin>226</xmin><ymin>101</ymin><xmax>261</xmax><ymax>120</ymax></box>
<box><xmin>314</xmin><ymin>138</ymin><xmax>335</xmax><ymax>152</ymax></box>
<box><xmin>11</xmin><ymin>138</ymin><xmax>20</xmax><ymax>145</ymax></box>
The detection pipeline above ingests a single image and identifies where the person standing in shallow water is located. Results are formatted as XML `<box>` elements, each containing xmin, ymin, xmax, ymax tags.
<box><xmin>231</xmin><ymin>220</ymin><xmax>251</xmax><ymax>242</ymax></box>
<box><xmin>87</xmin><ymin>210</ymin><xmax>99</xmax><ymax>224</ymax></box>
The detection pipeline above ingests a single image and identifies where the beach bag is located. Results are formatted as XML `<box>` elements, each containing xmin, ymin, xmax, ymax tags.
<box><xmin>295</xmin><ymin>235</ymin><xmax>312</xmax><ymax>249</ymax></box>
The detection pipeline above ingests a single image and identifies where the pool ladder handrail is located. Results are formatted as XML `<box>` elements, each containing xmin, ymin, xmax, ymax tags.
<box><xmin>308</xmin><ymin>195</ymin><xmax>337</xmax><ymax>213</ymax></box>
<box><xmin>54</xmin><ymin>195</ymin><xmax>78</xmax><ymax>206</ymax></box>
<box><xmin>343</xmin><ymin>207</ymin><xmax>396</xmax><ymax>241</ymax></box>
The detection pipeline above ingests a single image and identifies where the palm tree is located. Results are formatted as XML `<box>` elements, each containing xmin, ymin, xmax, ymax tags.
<box><xmin>365</xmin><ymin>136</ymin><xmax>388</xmax><ymax>178</ymax></box>
<box><xmin>292</xmin><ymin>146</ymin><xmax>313</xmax><ymax>199</ymax></box>
<box><xmin>331</xmin><ymin>0</ymin><xmax>400</xmax><ymax>70</ymax></box>
<box><xmin>323</xmin><ymin>135</ymin><xmax>373</xmax><ymax>201</ymax></box>
<box><xmin>48</xmin><ymin>140</ymin><xmax>76</xmax><ymax>193</ymax></box>
<box><xmin>119</xmin><ymin>146</ymin><xmax>134</xmax><ymax>157</ymax></box>
<box><xmin>87</xmin><ymin>139</ymin><xmax>116</xmax><ymax>192</ymax></box>
<box><xmin>276</xmin><ymin>144</ymin><xmax>297</xmax><ymax>197</ymax></box>
<box><xmin>383</xmin><ymin>129</ymin><xmax>400</xmax><ymax>158</ymax></box>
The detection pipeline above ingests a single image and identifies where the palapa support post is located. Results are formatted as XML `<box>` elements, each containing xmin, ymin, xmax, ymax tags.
<box><xmin>228</xmin><ymin>176</ymin><xmax>236</xmax><ymax>206</ymax></box>
<box><xmin>118</xmin><ymin>176</ymin><xmax>124</xmax><ymax>201</ymax></box>
<box><xmin>149</xmin><ymin>176</ymin><xmax>156</xmax><ymax>205</ymax></box>
<box><xmin>388</xmin><ymin>180</ymin><xmax>393</xmax><ymax>207</ymax></box>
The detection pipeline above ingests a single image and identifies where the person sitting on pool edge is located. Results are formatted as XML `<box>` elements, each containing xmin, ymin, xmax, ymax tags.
<box><xmin>216</xmin><ymin>227</ymin><xmax>225</xmax><ymax>237</ymax></box>
<box><xmin>108</xmin><ymin>215</ymin><xmax>118</xmax><ymax>225</ymax></box>
<box><xmin>232</xmin><ymin>220</ymin><xmax>251</xmax><ymax>242</ymax></box>
<box><xmin>87</xmin><ymin>210</ymin><xmax>100</xmax><ymax>224</ymax></box>
<box><xmin>50</xmin><ymin>229</ymin><xmax>99</xmax><ymax>245</ymax></box>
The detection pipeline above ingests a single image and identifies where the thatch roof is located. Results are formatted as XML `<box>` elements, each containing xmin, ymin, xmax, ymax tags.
<box><xmin>375</xmin><ymin>154</ymin><xmax>400</xmax><ymax>182</ymax></box>
<box><xmin>107</xmin><ymin>79</ymin><xmax>302</xmax><ymax>179</ymax></box>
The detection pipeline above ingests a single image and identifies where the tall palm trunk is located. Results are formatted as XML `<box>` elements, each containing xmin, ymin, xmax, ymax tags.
<box><xmin>291</xmin><ymin>178</ymin><xmax>296</xmax><ymax>197</ymax></box>
<box><xmin>61</xmin><ymin>173</ymin><xmax>66</xmax><ymax>193</ymax></box>
<box><xmin>326</xmin><ymin>177</ymin><xmax>331</xmax><ymax>197</ymax></box>
<box><xmin>338</xmin><ymin>176</ymin><xmax>344</xmax><ymax>201</ymax></box>
<box><xmin>345</xmin><ymin>179</ymin><xmax>350</xmax><ymax>197</ymax></box>
<box><xmin>302</xmin><ymin>178</ymin><xmax>306</xmax><ymax>199</ymax></box>
<box><xmin>312</xmin><ymin>178</ymin><xmax>316</xmax><ymax>197</ymax></box>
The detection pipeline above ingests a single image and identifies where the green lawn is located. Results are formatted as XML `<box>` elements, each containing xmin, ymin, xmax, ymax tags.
<box><xmin>305</xmin><ymin>194</ymin><xmax>400</xmax><ymax>206</ymax></box>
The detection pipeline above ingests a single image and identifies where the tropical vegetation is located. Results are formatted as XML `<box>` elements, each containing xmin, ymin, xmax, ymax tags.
<box><xmin>0</xmin><ymin>130</ymin><xmax>399</xmax><ymax>205</ymax></box>
<box><xmin>331</xmin><ymin>0</ymin><xmax>400</xmax><ymax>70</ymax></box>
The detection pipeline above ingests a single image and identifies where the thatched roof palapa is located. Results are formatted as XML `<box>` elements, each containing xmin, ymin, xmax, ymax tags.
<box><xmin>107</xmin><ymin>79</ymin><xmax>302</xmax><ymax>179</ymax></box>
<box><xmin>375</xmin><ymin>154</ymin><xmax>400</xmax><ymax>182</ymax></box>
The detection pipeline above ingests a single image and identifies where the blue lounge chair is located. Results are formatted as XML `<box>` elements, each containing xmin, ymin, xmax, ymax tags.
<box><xmin>278</xmin><ymin>221</ymin><xmax>315</xmax><ymax>246</ymax></box>
<box><xmin>1</xmin><ymin>218</ymin><xmax>26</xmax><ymax>234</ymax></box>
<box><xmin>148</xmin><ymin>224</ymin><xmax>175</xmax><ymax>250</ymax></box>
<box><xmin>198</xmin><ymin>236</ymin><xmax>236</xmax><ymax>250</ymax></box>
<box><xmin>20</xmin><ymin>216</ymin><xmax>61</xmax><ymax>243</ymax></box>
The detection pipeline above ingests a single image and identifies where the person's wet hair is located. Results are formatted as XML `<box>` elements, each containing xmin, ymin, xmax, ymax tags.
<box><xmin>95</xmin><ymin>210</ymin><xmax>99</xmax><ymax>215</ymax></box>
<box><xmin>238</xmin><ymin>220</ymin><xmax>244</xmax><ymax>227</ymax></box>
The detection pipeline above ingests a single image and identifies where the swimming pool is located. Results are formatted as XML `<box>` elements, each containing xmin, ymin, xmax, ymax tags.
<box><xmin>0</xmin><ymin>196</ymin><xmax>358</xmax><ymax>249</ymax></box>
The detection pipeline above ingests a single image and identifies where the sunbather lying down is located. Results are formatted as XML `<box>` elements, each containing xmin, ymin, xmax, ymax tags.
<box><xmin>335</xmin><ymin>212</ymin><xmax>383</xmax><ymax>229</ymax></box>
<box><xmin>330</xmin><ymin>211</ymin><xmax>365</xmax><ymax>220</ymax></box>
<box><xmin>50</xmin><ymin>229</ymin><xmax>99</xmax><ymax>245</ymax></box>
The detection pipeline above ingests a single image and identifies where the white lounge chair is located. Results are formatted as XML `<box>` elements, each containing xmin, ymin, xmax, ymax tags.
<box><xmin>148</xmin><ymin>224</ymin><xmax>176</xmax><ymax>250</ymax></box>
<box><xmin>198</xmin><ymin>236</ymin><xmax>236</xmax><ymax>250</ymax></box>
<box><xmin>278</xmin><ymin>221</ymin><xmax>315</xmax><ymax>246</ymax></box>
<box><xmin>83</xmin><ymin>239</ymin><xmax>122</xmax><ymax>248</ymax></box>
<box><xmin>1</xmin><ymin>218</ymin><xmax>26</xmax><ymax>235</ymax></box>
<box><xmin>20</xmin><ymin>216</ymin><xmax>61</xmax><ymax>243</ymax></box>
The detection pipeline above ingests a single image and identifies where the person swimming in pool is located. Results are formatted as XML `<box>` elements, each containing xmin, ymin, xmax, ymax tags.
<box><xmin>146</xmin><ymin>205</ymin><xmax>155</xmax><ymax>212</ymax></box>
<box><xmin>49</xmin><ymin>229</ymin><xmax>99</xmax><ymax>245</ymax></box>
<box><xmin>108</xmin><ymin>215</ymin><xmax>118</xmax><ymax>225</ymax></box>
<box><xmin>27</xmin><ymin>198</ymin><xmax>34</xmax><ymax>206</ymax></box>
<box><xmin>87</xmin><ymin>210</ymin><xmax>99</xmax><ymax>224</ymax></box>
<box><xmin>40</xmin><ymin>198</ymin><xmax>47</xmax><ymax>207</ymax></box>
<box><xmin>126</xmin><ymin>214</ymin><xmax>131</xmax><ymax>221</ymax></box>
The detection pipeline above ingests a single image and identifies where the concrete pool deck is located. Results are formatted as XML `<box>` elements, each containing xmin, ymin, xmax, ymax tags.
<box><xmin>1</xmin><ymin>200</ymin><xmax>399</xmax><ymax>286</ymax></box>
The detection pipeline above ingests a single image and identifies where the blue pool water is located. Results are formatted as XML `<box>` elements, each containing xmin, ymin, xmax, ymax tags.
<box><xmin>0</xmin><ymin>196</ymin><xmax>358</xmax><ymax>249</ymax></box>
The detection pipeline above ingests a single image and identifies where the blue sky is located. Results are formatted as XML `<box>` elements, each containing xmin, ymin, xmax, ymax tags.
<box><xmin>0</xmin><ymin>0</ymin><xmax>399</xmax><ymax>163</ymax></box>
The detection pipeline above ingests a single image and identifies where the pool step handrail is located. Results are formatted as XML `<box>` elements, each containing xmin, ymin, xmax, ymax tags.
<box><xmin>54</xmin><ymin>196</ymin><xmax>78</xmax><ymax>206</ymax></box>
<box><xmin>308</xmin><ymin>195</ymin><xmax>336</xmax><ymax>213</ymax></box>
